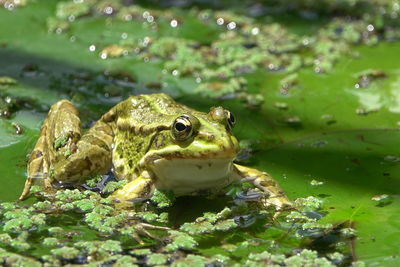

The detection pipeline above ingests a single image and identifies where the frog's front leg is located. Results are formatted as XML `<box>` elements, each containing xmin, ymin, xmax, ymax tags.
<box><xmin>19</xmin><ymin>100</ymin><xmax>114</xmax><ymax>200</ymax></box>
<box><xmin>233</xmin><ymin>164</ymin><xmax>291</xmax><ymax>210</ymax></box>
<box><xmin>111</xmin><ymin>171</ymin><xmax>155</xmax><ymax>203</ymax></box>
<box><xmin>111</xmin><ymin>171</ymin><xmax>155</xmax><ymax>204</ymax></box>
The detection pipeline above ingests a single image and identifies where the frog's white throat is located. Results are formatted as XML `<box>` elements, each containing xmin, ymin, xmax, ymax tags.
<box><xmin>151</xmin><ymin>158</ymin><xmax>235</xmax><ymax>195</ymax></box>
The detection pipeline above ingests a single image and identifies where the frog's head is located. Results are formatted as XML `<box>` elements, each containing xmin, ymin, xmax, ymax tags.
<box><xmin>143</xmin><ymin>106</ymin><xmax>240</xmax><ymax>195</ymax></box>
<box><xmin>169</xmin><ymin>106</ymin><xmax>239</xmax><ymax>158</ymax></box>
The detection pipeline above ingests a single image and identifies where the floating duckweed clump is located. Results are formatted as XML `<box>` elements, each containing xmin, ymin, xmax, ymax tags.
<box><xmin>244</xmin><ymin>250</ymin><xmax>335</xmax><ymax>267</ymax></box>
<box><xmin>150</xmin><ymin>189</ymin><xmax>176</xmax><ymax>208</ymax></box>
<box><xmin>0</xmin><ymin>177</ymin><xmax>356</xmax><ymax>265</ymax></box>
<box><xmin>37</xmin><ymin>0</ymin><xmax>398</xmax><ymax>107</ymax></box>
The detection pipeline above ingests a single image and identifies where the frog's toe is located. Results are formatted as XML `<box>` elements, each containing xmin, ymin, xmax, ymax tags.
<box><xmin>130</xmin><ymin>223</ymin><xmax>170</xmax><ymax>244</ymax></box>
<box><xmin>262</xmin><ymin>194</ymin><xmax>293</xmax><ymax>211</ymax></box>
<box><xmin>19</xmin><ymin>172</ymin><xmax>51</xmax><ymax>200</ymax></box>
<box><xmin>111</xmin><ymin>174</ymin><xmax>154</xmax><ymax>203</ymax></box>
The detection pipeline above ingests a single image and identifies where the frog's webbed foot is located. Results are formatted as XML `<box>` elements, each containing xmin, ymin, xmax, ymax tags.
<box><xmin>233</xmin><ymin>164</ymin><xmax>292</xmax><ymax>211</ymax></box>
<box><xmin>111</xmin><ymin>171</ymin><xmax>155</xmax><ymax>206</ymax></box>
<box><xmin>129</xmin><ymin>223</ymin><xmax>170</xmax><ymax>245</ymax></box>
<box><xmin>19</xmin><ymin>124</ymin><xmax>51</xmax><ymax>200</ymax></box>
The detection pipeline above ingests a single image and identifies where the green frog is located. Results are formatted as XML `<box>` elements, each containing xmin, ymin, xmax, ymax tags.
<box><xmin>19</xmin><ymin>93</ymin><xmax>289</xmax><ymax>209</ymax></box>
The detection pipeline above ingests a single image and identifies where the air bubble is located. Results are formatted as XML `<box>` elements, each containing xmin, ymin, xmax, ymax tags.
<box><xmin>251</xmin><ymin>27</ymin><xmax>259</xmax><ymax>35</ymax></box>
<box><xmin>227</xmin><ymin>22</ymin><xmax>236</xmax><ymax>30</ymax></box>
<box><xmin>170</xmin><ymin>19</ymin><xmax>178</xmax><ymax>28</ymax></box>
<box><xmin>104</xmin><ymin>6</ymin><xmax>113</xmax><ymax>15</ymax></box>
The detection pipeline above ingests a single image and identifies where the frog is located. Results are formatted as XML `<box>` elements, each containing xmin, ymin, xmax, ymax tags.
<box><xmin>19</xmin><ymin>93</ymin><xmax>290</xmax><ymax>209</ymax></box>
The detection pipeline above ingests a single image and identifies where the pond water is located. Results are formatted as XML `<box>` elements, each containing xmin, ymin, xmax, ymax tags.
<box><xmin>1</xmin><ymin>0</ymin><xmax>400</xmax><ymax>265</ymax></box>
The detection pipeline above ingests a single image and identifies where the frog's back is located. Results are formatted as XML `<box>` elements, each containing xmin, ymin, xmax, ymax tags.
<box><xmin>116</xmin><ymin>93</ymin><xmax>195</xmax><ymax>128</ymax></box>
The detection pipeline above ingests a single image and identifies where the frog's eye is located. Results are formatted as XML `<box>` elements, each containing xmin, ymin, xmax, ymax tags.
<box><xmin>172</xmin><ymin>115</ymin><xmax>193</xmax><ymax>141</ymax></box>
<box><xmin>227</xmin><ymin>111</ymin><xmax>235</xmax><ymax>130</ymax></box>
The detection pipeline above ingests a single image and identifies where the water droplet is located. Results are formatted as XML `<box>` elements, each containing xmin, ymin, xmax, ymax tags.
<box><xmin>142</xmin><ymin>36</ymin><xmax>150</xmax><ymax>46</ymax></box>
<box><xmin>89</xmin><ymin>45</ymin><xmax>96</xmax><ymax>52</ymax></box>
<box><xmin>195</xmin><ymin>77</ymin><xmax>202</xmax><ymax>83</ymax></box>
<box><xmin>354</xmin><ymin>83</ymin><xmax>360</xmax><ymax>89</ymax></box>
<box><xmin>227</xmin><ymin>22</ymin><xmax>236</xmax><ymax>30</ymax></box>
<box><xmin>100</xmin><ymin>53</ymin><xmax>107</xmax><ymax>59</ymax></box>
<box><xmin>147</xmin><ymin>16</ymin><xmax>154</xmax><ymax>23</ymax></box>
<box><xmin>367</xmin><ymin>24</ymin><xmax>374</xmax><ymax>32</ymax></box>
<box><xmin>124</xmin><ymin>14</ymin><xmax>132</xmax><ymax>21</ymax></box>
<box><xmin>371</xmin><ymin>194</ymin><xmax>389</xmax><ymax>201</ymax></box>
<box><xmin>68</xmin><ymin>15</ymin><xmax>75</xmax><ymax>22</ymax></box>
<box><xmin>251</xmin><ymin>27</ymin><xmax>259</xmax><ymax>35</ymax></box>
<box><xmin>216</xmin><ymin>17</ymin><xmax>224</xmax><ymax>25</ymax></box>
<box><xmin>172</xmin><ymin>70</ymin><xmax>179</xmax><ymax>76</ymax></box>
<box><xmin>104</xmin><ymin>6</ymin><xmax>113</xmax><ymax>15</ymax></box>
<box><xmin>170</xmin><ymin>19</ymin><xmax>178</xmax><ymax>28</ymax></box>
<box><xmin>121</xmin><ymin>32</ymin><xmax>128</xmax><ymax>39</ymax></box>
<box><xmin>5</xmin><ymin>3</ymin><xmax>15</xmax><ymax>10</ymax></box>
<box><xmin>142</xmin><ymin>11</ymin><xmax>149</xmax><ymax>19</ymax></box>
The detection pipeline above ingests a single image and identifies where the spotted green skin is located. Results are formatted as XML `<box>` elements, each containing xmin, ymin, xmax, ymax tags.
<box><xmin>109</xmin><ymin>93</ymin><xmax>239</xmax><ymax>183</ymax></box>
<box><xmin>20</xmin><ymin>93</ymin><xmax>289</xmax><ymax>208</ymax></box>
<box><xmin>21</xmin><ymin>94</ymin><xmax>240</xmax><ymax>198</ymax></box>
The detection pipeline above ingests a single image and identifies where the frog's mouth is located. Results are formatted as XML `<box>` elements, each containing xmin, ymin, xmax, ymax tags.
<box><xmin>151</xmin><ymin>157</ymin><xmax>235</xmax><ymax>196</ymax></box>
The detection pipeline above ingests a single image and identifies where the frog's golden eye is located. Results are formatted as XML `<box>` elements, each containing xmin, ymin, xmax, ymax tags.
<box><xmin>172</xmin><ymin>115</ymin><xmax>193</xmax><ymax>141</ymax></box>
<box><xmin>227</xmin><ymin>111</ymin><xmax>235</xmax><ymax>130</ymax></box>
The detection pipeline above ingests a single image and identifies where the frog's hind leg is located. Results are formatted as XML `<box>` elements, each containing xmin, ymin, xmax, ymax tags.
<box><xmin>20</xmin><ymin>100</ymin><xmax>115</xmax><ymax>200</ymax></box>
<box><xmin>233</xmin><ymin>164</ymin><xmax>291</xmax><ymax>210</ymax></box>
<box><xmin>19</xmin><ymin>100</ymin><xmax>81</xmax><ymax>200</ymax></box>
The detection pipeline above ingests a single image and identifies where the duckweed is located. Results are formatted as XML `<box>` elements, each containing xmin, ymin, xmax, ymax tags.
<box><xmin>150</xmin><ymin>189</ymin><xmax>176</xmax><ymax>208</ymax></box>
<box><xmin>147</xmin><ymin>253</ymin><xmax>168</xmax><ymax>265</ymax></box>
<box><xmin>101</xmin><ymin>180</ymin><xmax>127</xmax><ymax>194</ymax></box>
<box><xmin>0</xmin><ymin>1</ymin><xmax>378</xmax><ymax>264</ymax></box>
<box><xmin>51</xmin><ymin>246</ymin><xmax>80</xmax><ymax>260</ymax></box>
<box><xmin>41</xmin><ymin>0</ymin><xmax>400</xmax><ymax>108</ymax></box>
<box><xmin>0</xmin><ymin>185</ymin><xmax>355</xmax><ymax>265</ymax></box>
<box><xmin>42</xmin><ymin>237</ymin><xmax>59</xmax><ymax>247</ymax></box>
<box><xmin>165</xmin><ymin>230</ymin><xmax>198</xmax><ymax>252</ymax></box>
<box><xmin>171</xmin><ymin>255</ymin><xmax>208</xmax><ymax>267</ymax></box>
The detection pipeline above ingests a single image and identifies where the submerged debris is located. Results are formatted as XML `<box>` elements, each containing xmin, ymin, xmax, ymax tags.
<box><xmin>354</xmin><ymin>69</ymin><xmax>387</xmax><ymax>88</ymax></box>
